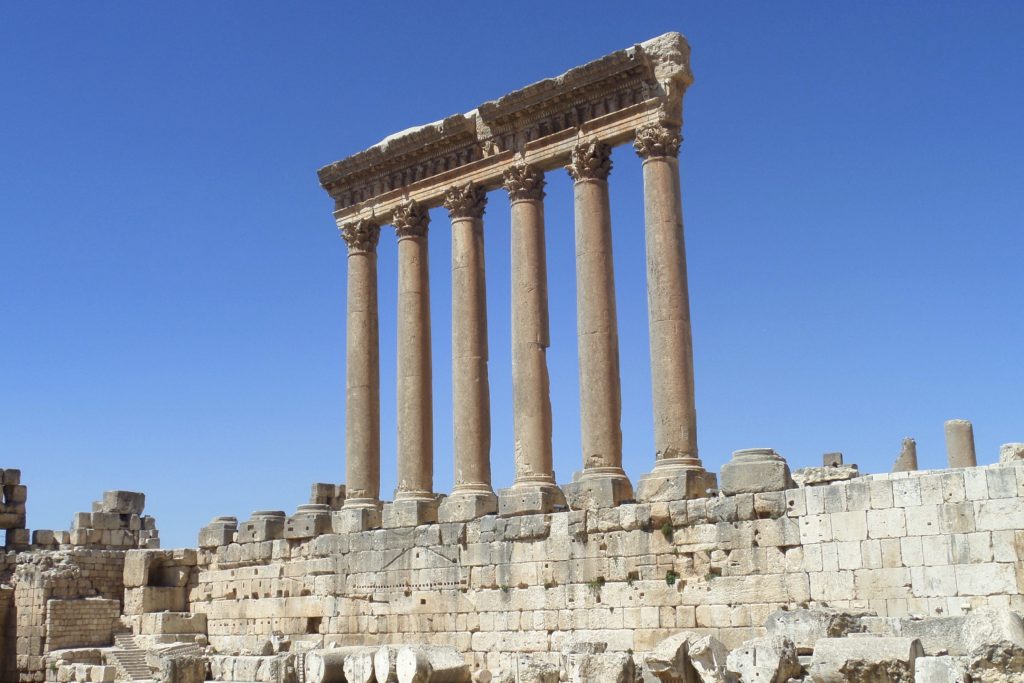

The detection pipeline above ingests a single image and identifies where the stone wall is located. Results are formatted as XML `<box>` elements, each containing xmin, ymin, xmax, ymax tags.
<box><xmin>190</xmin><ymin>462</ymin><xmax>1024</xmax><ymax>669</ymax></box>
<box><xmin>44</xmin><ymin>599</ymin><xmax>119</xmax><ymax>651</ymax></box>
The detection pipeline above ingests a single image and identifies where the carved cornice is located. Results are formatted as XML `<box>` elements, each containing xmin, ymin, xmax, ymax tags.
<box><xmin>318</xmin><ymin>33</ymin><xmax>693</xmax><ymax>218</ymax></box>
<box><xmin>566</xmin><ymin>140</ymin><xmax>612</xmax><ymax>182</ymax></box>
<box><xmin>443</xmin><ymin>183</ymin><xmax>487</xmax><ymax>220</ymax></box>
<box><xmin>633</xmin><ymin>123</ymin><xmax>681</xmax><ymax>160</ymax></box>
<box><xmin>340</xmin><ymin>220</ymin><xmax>381</xmax><ymax>254</ymax></box>
<box><xmin>392</xmin><ymin>201</ymin><xmax>430</xmax><ymax>239</ymax></box>
<box><xmin>502</xmin><ymin>164</ymin><xmax>546</xmax><ymax>202</ymax></box>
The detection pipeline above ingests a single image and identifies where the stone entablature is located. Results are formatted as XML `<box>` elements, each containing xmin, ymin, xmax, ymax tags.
<box><xmin>317</xmin><ymin>33</ymin><xmax>692</xmax><ymax>222</ymax></box>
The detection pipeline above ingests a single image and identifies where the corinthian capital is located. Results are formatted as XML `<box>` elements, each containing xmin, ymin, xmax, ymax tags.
<box><xmin>392</xmin><ymin>200</ymin><xmax>430</xmax><ymax>238</ymax></box>
<box><xmin>443</xmin><ymin>183</ymin><xmax>487</xmax><ymax>220</ymax></box>
<box><xmin>502</xmin><ymin>164</ymin><xmax>546</xmax><ymax>202</ymax></box>
<box><xmin>565</xmin><ymin>139</ymin><xmax>612</xmax><ymax>182</ymax></box>
<box><xmin>340</xmin><ymin>219</ymin><xmax>381</xmax><ymax>253</ymax></box>
<box><xmin>633</xmin><ymin>123</ymin><xmax>682</xmax><ymax>160</ymax></box>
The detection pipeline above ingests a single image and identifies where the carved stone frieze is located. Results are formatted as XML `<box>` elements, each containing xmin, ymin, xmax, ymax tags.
<box><xmin>443</xmin><ymin>183</ymin><xmax>487</xmax><ymax>220</ymax></box>
<box><xmin>502</xmin><ymin>164</ymin><xmax>546</xmax><ymax>202</ymax></box>
<box><xmin>340</xmin><ymin>219</ymin><xmax>381</xmax><ymax>253</ymax></box>
<box><xmin>566</xmin><ymin>140</ymin><xmax>613</xmax><ymax>182</ymax></box>
<box><xmin>633</xmin><ymin>123</ymin><xmax>681</xmax><ymax>160</ymax></box>
<box><xmin>392</xmin><ymin>200</ymin><xmax>430</xmax><ymax>238</ymax></box>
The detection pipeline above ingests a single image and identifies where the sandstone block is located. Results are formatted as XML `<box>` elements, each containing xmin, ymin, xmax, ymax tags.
<box><xmin>725</xmin><ymin>635</ymin><xmax>800</xmax><ymax>683</ymax></box>
<box><xmin>719</xmin><ymin>449</ymin><xmax>794</xmax><ymax>496</ymax></box>
<box><xmin>809</xmin><ymin>636</ymin><xmax>924</xmax><ymax>683</ymax></box>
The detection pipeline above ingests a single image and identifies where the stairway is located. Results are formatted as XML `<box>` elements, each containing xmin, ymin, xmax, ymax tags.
<box><xmin>109</xmin><ymin>634</ymin><xmax>154</xmax><ymax>681</ymax></box>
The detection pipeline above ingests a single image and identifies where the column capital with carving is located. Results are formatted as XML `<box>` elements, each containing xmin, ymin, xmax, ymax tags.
<box><xmin>443</xmin><ymin>182</ymin><xmax>487</xmax><ymax>220</ymax></box>
<box><xmin>502</xmin><ymin>164</ymin><xmax>546</xmax><ymax>202</ymax></box>
<box><xmin>566</xmin><ymin>139</ymin><xmax>612</xmax><ymax>182</ymax></box>
<box><xmin>340</xmin><ymin>219</ymin><xmax>381</xmax><ymax>254</ymax></box>
<box><xmin>633</xmin><ymin>122</ymin><xmax>682</xmax><ymax>160</ymax></box>
<box><xmin>392</xmin><ymin>200</ymin><xmax>430</xmax><ymax>238</ymax></box>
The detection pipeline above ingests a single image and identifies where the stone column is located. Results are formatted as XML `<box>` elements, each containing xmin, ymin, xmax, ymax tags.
<box><xmin>562</xmin><ymin>139</ymin><xmax>633</xmax><ymax>510</ymax></box>
<box><xmin>945</xmin><ymin>419</ymin><xmax>977</xmax><ymax>468</ymax></box>
<box><xmin>893</xmin><ymin>437</ymin><xmax>918</xmax><ymax>472</ymax></box>
<box><xmin>385</xmin><ymin>200</ymin><xmax>438</xmax><ymax>527</ymax></box>
<box><xmin>438</xmin><ymin>183</ymin><xmax>498</xmax><ymax>522</ymax></box>
<box><xmin>337</xmin><ymin>220</ymin><xmax>383</xmax><ymax>531</ymax></box>
<box><xmin>632</xmin><ymin>122</ymin><xmax>715</xmax><ymax>502</ymax></box>
<box><xmin>497</xmin><ymin>164</ymin><xmax>565</xmax><ymax>516</ymax></box>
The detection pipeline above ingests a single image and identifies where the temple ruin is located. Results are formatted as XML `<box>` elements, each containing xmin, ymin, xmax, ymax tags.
<box><xmin>2</xmin><ymin>32</ymin><xmax>1023</xmax><ymax>683</ymax></box>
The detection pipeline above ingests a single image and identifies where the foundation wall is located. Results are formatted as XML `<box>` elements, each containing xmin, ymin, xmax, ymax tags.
<box><xmin>44</xmin><ymin>599</ymin><xmax>119</xmax><ymax>651</ymax></box>
<box><xmin>191</xmin><ymin>462</ymin><xmax>1024</xmax><ymax>668</ymax></box>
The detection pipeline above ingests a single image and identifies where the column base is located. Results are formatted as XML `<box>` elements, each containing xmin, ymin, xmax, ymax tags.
<box><xmin>437</xmin><ymin>489</ymin><xmax>498</xmax><ymax>523</ymax></box>
<box><xmin>563</xmin><ymin>470</ymin><xmax>634</xmax><ymax>511</ymax></box>
<box><xmin>635</xmin><ymin>465</ymin><xmax>716</xmax><ymax>503</ymax></box>
<box><xmin>382</xmin><ymin>497</ymin><xmax>439</xmax><ymax>528</ymax></box>
<box><xmin>332</xmin><ymin>505</ymin><xmax>382</xmax><ymax>533</ymax></box>
<box><xmin>497</xmin><ymin>483</ymin><xmax>566</xmax><ymax>517</ymax></box>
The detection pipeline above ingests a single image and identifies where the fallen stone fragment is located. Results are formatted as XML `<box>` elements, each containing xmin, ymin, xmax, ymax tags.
<box><xmin>564</xmin><ymin>652</ymin><xmax>634</xmax><ymax>683</ymax></box>
<box><xmin>344</xmin><ymin>648</ymin><xmax>377</xmax><ymax>683</ymax></box>
<box><xmin>861</xmin><ymin>608</ymin><xmax>1024</xmax><ymax>656</ymax></box>
<box><xmin>764</xmin><ymin>607</ymin><xmax>868</xmax><ymax>654</ymax></box>
<box><xmin>967</xmin><ymin>640</ymin><xmax>1024</xmax><ymax>683</ymax></box>
<box><xmin>809</xmin><ymin>636</ymin><xmax>924</xmax><ymax>683</ymax></box>
<box><xmin>791</xmin><ymin>464</ymin><xmax>859</xmax><ymax>487</ymax></box>
<box><xmin>687</xmin><ymin>636</ymin><xmax>735</xmax><ymax>683</ymax></box>
<box><xmin>396</xmin><ymin>646</ymin><xmax>470</xmax><ymax>683</ymax></box>
<box><xmin>375</xmin><ymin>646</ymin><xmax>400</xmax><ymax>683</ymax></box>
<box><xmin>914</xmin><ymin>655</ymin><xmax>969</xmax><ymax>682</ymax></box>
<box><xmin>1000</xmin><ymin>442</ymin><xmax>1024</xmax><ymax>464</ymax></box>
<box><xmin>894</xmin><ymin>437</ymin><xmax>918</xmax><ymax>472</ymax></box>
<box><xmin>725</xmin><ymin>635</ymin><xmax>800</xmax><ymax>683</ymax></box>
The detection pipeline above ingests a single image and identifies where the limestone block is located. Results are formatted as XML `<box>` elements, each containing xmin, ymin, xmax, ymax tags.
<box><xmin>687</xmin><ymin>635</ymin><xmax>734</xmax><ymax>683</ymax></box>
<box><xmin>285</xmin><ymin>505</ymin><xmax>333</xmax><ymax>540</ymax></box>
<box><xmin>635</xmin><ymin>468</ymin><xmax>716</xmax><ymax>503</ymax></box>
<box><xmin>764</xmin><ymin>608</ymin><xmax>868</xmax><ymax>654</ymax></box>
<box><xmin>199</xmin><ymin>516</ymin><xmax>237</xmax><ymax>548</ymax></box>
<box><xmin>6</xmin><ymin>527</ymin><xmax>29</xmax><ymax>547</ymax></box>
<box><xmin>5</xmin><ymin>484</ymin><xmax>27</xmax><ymax>504</ymax></box>
<box><xmin>89</xmin><ymin>665</ymin><xmax>116</xmax><ymax>683</ymax></box>
<box><xmin>31</xmin><ymin>529</ymin><xmax>55</xmax><ymax>546</ymax></box>
<box><xmin>914</xmin><ymin>656</ymin><xmax>969</xmax><ymax>682</ymax></box>
<box><xmin>792</xmin><ymin>464</ymin><xmax>859</xmax><ymax>487</ymax></box>
<box><xmin>156</xmin><ymin>655</ymin><xmax>204</xmax><ymax>683</ymax></box>
<box><xmin>333</xmin><ymin>507</ymin><xmax>382</xmax><ymax>533</ymax></box>
<box><xmin>139</xmin><ymin>612</ymin><xmax>207</xmax><ymax>636</ymax></box>
<box><xmin>344</xmin><ymin>649</ymin><xmax>377</xmax><ymax>683</ymax></box>
<box><xmin>375</xmin><ymin>645</ymin><xmax>399</xmax><ymax>683</ymax></box>
<box><xmin>1</xmin><ymin>468</ymin><xmax>21</xmax><ymax>485</ymax></box>
<box><xmin>383</xmin><ymin>499</ymin><xmax>439</xmax><ymax>528</ymax></box>
<box><xmin>123</xmin><ymin>586</ymin><xmax>186</xmax><ymax>614</ymax></box>
<box><xmin>877</xmin><ymin>608</ymin><xmax>1024</xmax><ymax>656</ymax></box>
<box><xmin>642</xmin><ymin>631</ymin><xmax>693</xmax><ymax>683</ymax></box>
<box><xmin>809</xmin><ymin>636</ymin><xmax>924</xmax><ymax>683</ymax></box>
<box><xmin>564</xmin><ymin>652</ymin><xmax>634</xmax><ymax>683</ymax></box>
<box><xmin>124</xmin><ymin>550</ymin><xmax>165</xmax><ymax>587</ymax></box>
<box><xmin>719</xmin><ymin>449</ymin><xmax>794</xmax><ymax>496</ymax></box>
<box><xmin>90</xmin><ymin>512</ymin><xmax>123</xmax><ymax>530</ymax></box>
<box><xmin>725</xmin><ymin>635</ymin><xmax>800</xmax><ymax>683</ymax></box>
<box><xmin>999</xmin><ymin>443</ymin><xmax>1024</xmax><ymax>464</ymax></box>
<box><xmin>438</xmin><ymin>493</ymin><xmax>498</xmax><ymax>524</ymax></box>
<box><xmin>396</xmin><ymin>645</ymin><xmax>470</xmax><ymax>683</ymax></box>
<box><xmin>237</xmin><ymin>511</ymin><xmax>286</xmax><ymax>543</ymax></box>
<box><xmin>100</xmin><ymin>490</ymin><xmax>145</xmax><ymax>514</ymax></box>
<box><xmin>563</xmin><ymin>476</ymin><xmax>633</xmax><ymax>510</ymax></box>
<box><xmin>497</xmin><ymin>486</ymin><xmax>566</xmax><ymax>517</ymax></box>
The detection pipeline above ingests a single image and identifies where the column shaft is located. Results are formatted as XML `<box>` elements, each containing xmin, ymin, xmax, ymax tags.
<box><xmin>563</xmin><ymin>140</ymin><xmax>632</xmax><ymax>509</ymax></box>
<box><xmin>342</xmin><ymin>221</ymin><xmax>381</xmax><ymax>510</ymax></box>
<box><xmin>393</xmin><ymin>202</ymin><xmax>434</xmax><ymax>502</ymax></box>
<box><xmin>439</xmin><ymin>184</ymin><xmax>497</xmax><ymax>522</ymax></box>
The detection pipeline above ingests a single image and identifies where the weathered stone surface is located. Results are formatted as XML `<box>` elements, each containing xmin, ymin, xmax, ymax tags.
<box><xmin>687</xmin><ymin>636</ymin><xmax>734</xmax><ymax>683</ymax></box>
<box><xmin>725</xmin><ymin>635</ymin><xmax>800</xmax><ymax>683</ymax></box>
<box><xmin>564</xmin><ymin>652</ymin><xmax>634</xmax><ymax>683</ymax></box>
<box><xmin>156</xmin><ymin>655</ymin><xmax>204</xmax><ymax>683</ymax></box>
<box><xmin>809</xmin><ymin>637</ymin><xmax>924</xmax><ymax>683</ymax></box>
<box><xmin>396</xmin><ymin>645</ymin><xmax>470</xmax><ymax>683</ymax></box>
<box><xmin>374</xmin><ymin>646</ymin><xmax>399</xmax><ymax>683</ymax></box>
<box><xmin>563</xmin><ymin>475</ymin><xmax>633</xmax><ymax>510</ymax></box>
<box><xmin>862</xmin><ymin>608</ymin><xmax>1024</xmax><ymax>656</ymax></box>
<box><xmin>792</xmin><ymin>464</ymin><xmax>859</xmax><ymax>486</ymax></box>
<box><xmin>720</xmin><ymin>449</ymin><xmax>795</xmax><ymax>495</ymax></box>
<box><xmin>967</xmin><ymin>640</ymin><xmax>1024</xmax><ymax>682</ymax></box>
<box><xmin>894</xmin><ymin>437</ymin><xmax>919</xmax><ymax>472</ymax></box>
<box><xmin>764</xmin><ymin>608</ymin><xmax>868</xmax><ymax>654</ymax></box>
<box><xmin>635</xmin><ymin>468</ymin><xmax>716</xmax><ymax>503</ymax></box>
<box><xmin>914</xmin><ymin>656</ymin><xmax>969</xmax><ymax>682</ymax></box>
<box><xmin>999</xmin><ymin>442</ymin><xmax>1024</xmax><ymax>464</ymax></box>
<box><xmin>99</xmin><ymin>490</ymin><xmax>145</xmax><ymax>515</ymax></box>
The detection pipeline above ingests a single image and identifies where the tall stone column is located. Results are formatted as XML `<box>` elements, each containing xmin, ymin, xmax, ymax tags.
<box><xmin>438</xmin><ymin>183</ymin><xmax>498</xmax><ymax>522</ymax></box>
<box><xmin>385</xmin><ymin>200</ymin><xmax>438</xmax><ymax>527</ymax></box>
<box><xmin>562</xmin><ymin>139</ymin><xmax>633</xmax><ymax>510</ymax></box>
<box><xmin>632</xmin><ymin>122</ymin><xmax>715</xmax><ymax>502</ymax></box>
<box><xmin>336</xmin><ymin>220</ymin><xmax>383</xmax><ymax>532</ymax></box>
<box><xmin>497</xmin><ymin>164</ymin><xmax>565</xmax><ymax>516</ymax></box>
<box><xmin>945</xmin><ymin>419</ymin><xmax>978</xmax><ymax>468</ymax></box>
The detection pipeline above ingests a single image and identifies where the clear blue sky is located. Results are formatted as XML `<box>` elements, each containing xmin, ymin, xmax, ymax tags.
<box><xmin>2</xmin><ymin>3</ymin><xmax>1021</xmax><ymax>548</ymax></box>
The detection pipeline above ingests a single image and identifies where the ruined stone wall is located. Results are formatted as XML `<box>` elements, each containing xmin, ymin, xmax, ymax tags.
<box><xmin>190</xmin><ymin>462</ymin><xmax>1024</xmax><ymax>669</ymax></box>
<box><xmin>13</xmin><ymin>550</ymin><xmax>127</xmax><ymax>682</ymax></box>
<box><xmin>43</xmin><ymin>599</ymin><xmax>119</xmax><ymax>651</ymax></box>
